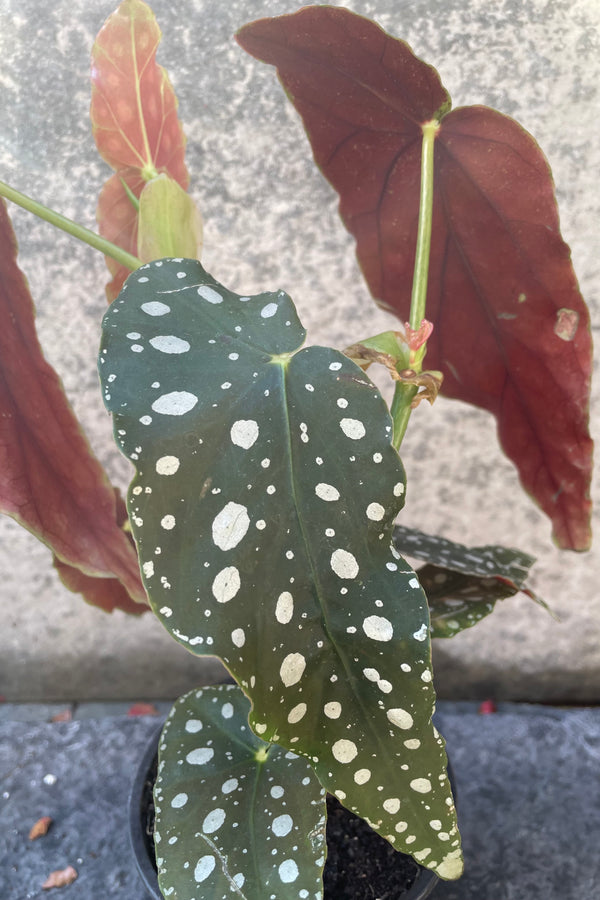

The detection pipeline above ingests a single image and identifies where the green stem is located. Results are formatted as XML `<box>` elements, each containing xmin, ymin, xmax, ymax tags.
<box><xmin>0</xmin><ymin>180</ymin><xmax>142</xmax><ymax>271</ymax></box>
<box><xmin>392</xmin><ymin>119</ymin><xmax>439</xmax><ymax>450</ymax></box>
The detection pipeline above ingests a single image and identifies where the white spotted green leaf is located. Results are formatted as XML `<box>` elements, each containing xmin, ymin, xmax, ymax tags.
<box><xmin>154</xmin><ymin>684</ymin><xmax>326</xmax><ymax>900</ymax></box>
<box><xmin>99</xmin><ymin>259</ymin><xmax>462</xmax><ymax>879</ymax></box>
<box><xmin>393</xmin><ymin>525</ymin><xmax>545</xmax><ymax>638</ymax></box>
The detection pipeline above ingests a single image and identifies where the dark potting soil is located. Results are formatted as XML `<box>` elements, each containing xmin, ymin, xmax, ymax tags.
<box><xmin>140</xmin><ymin>754</ymin><xmax>421</xmax><ymax>899</ymax></box>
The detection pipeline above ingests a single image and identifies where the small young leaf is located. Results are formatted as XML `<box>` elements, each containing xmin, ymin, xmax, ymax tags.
<box><xmin>91</xmin><ymin>0</ymin><xmax>188</xmax><ymax>181</ymax></box>
<box><xmin>0</xmin><ymin>199</ymin><xmax>145</xmax><ymax>612</ymax></box>
<box><xmin>155</xmin><ymin>685</ymin><xmax>326</xmax><ymax>900</ymax></box>
<box><xmin>237</xmin><ymin>6</ymin><xmax>593</xmax><ymax>551</ymax></box>
<box><xmin>99</xmin><ymin>259</ymin><xmax>462</xmax><ymax>878</ymax></box>
<box><xmin>91</xmin><ymin>0</ymin><xmax>193</xmax><ymax>300</ymax></box>
<box><xmin>137</xmin><ymin>174</ymin><xmax>202</xmax><ymax>262</ymax></box>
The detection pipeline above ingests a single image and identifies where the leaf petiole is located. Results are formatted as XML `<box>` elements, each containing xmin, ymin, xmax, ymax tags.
<box><xmin>0</xmin><ymin>180</ymin><xmax>142</xmax><ymax>271</ymax></box>
<box><xmin>391</xmin><ymin>119</ymin><xmax>439</xmax><ymax>450</ymax></box>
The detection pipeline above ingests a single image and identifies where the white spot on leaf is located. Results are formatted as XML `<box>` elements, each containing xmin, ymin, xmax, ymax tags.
<box><xmin>280</xmin><ymin>653</ymin><xmax>306</xmax><ymax>686</ymax></box>
<box><xmin>272</xmin><ymin>814</ymin><xmax>294</xmax><ymax>837</ymax></box>
<box><xmin>194</xmin><ymin>855</ymin><xmax>215</xmax><ymax>883</ymax></box>
<box><xmin>230</xmin><ymin>419</ymin><xmax>259</xmax><ymax>449</ymax></box>
<box><xmin>212</xmin><ymin>567</ymin><xmax>241</xmax><ymax>603</ymax></box>
<box><xmin>363</xmin><ymin>616</ymin><xmax>394</xmax><ymax>642</ymax></box>
<box><xmin>387</xmin><ymin>708</ymin><xmax>413</xmax><ymax>730</ymax></box>
<box><xmin>278</xmin><ymin>860</ymin><xmax>299</xmax><ymax>883</ymax></box>
<box><xmin>152</xmin><ymin>391</ymin><xmax>198</xmax><ymax>416</ymax></box>
<box><xmin>410</xmin><ymin>778</ymin><xmax>432</xmax><ymax>794</ymax></box>
<box><xmin>231</xmin><ymin>628</ymin><xmax>245</xmax><ymax>647</ymax></box>
<box><xmin>366</xmin><ymin>502</ymin><xmax>385</xmax><ymax>521</ymax></box>
<box><xmin>324</xmin><ymin>702</ymin><xmax>342</xmax><ymax>719</ymax></box>
<box><xmin>203</xmin><ymin>808</ymin><xmax>226</xmax><ymax>833</ymax></box>
<box><xmin>332</xmin><ymin>739</ymin><xmax>358</xmax><ymax>763</ymax></box>
<box><xmin>339</xmin><ymin>417</ymin><xmax>366</xmax><ymax>440</ymax></box>
<box><xmin>186</xmin><ymin>747</ymin><xmax>214</xmax><ymax>765</ymax></box>
<box><xmin>315</xmin><ymin>483</ymin><xmax>340</xmax><ymax>502</ymax></box>
<box><xmin>149</xmin><ymin>335</ymin><xmax>190</xmax><ymax>354</ymax></box>
<box><xmin>197</xmin><ymin>285</ymin><xmax>223</xmax><ymax>304</ymax></box>
<box><xmin>212</xmin><ymin>503</ymin><xmax>250</xmax><ymax>550</ymax></box>
<box><xmin>141</xmin><ymin>301</ymin><xmax>170</xmax><ymax>316</ymax></box>
<box><xmin>330</xmin><ymin>549</ymin><xmax>359</xmax><ymax>579</ymax></box>
<box><xmin>261</xmin><ymin>302</ymin><xmax>278</xmax><ymax>318</ymax></box>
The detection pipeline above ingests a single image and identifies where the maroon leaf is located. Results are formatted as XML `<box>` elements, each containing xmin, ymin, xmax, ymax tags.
<box><xmin>0</xmin><ymin>198</ymin><xmax>146</xmax><ymax>611</ymax></box>
<box><xmin>237</xmin><ymin>7</ymin><xmax>593</xmax><ymax>550</ymax></box>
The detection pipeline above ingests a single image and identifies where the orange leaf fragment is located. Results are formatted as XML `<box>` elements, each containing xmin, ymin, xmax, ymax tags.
<box><xmin>29</xmin><ymin>816</ymin><xmax>53</xmax><ymax>840</ymax></box>
<box><xmin>42</xmin><ymin>866</ymin><xmax>78</xmax><ymax>889</ymax></box>
<box><xmin>128</xmin><ymin>702</ymin><xmax>159</xmax><ymax>716</ymax></box>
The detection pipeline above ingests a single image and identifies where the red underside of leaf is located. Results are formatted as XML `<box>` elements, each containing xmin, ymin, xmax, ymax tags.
<box><xmin>97</xmin><ymin>169</ymin><xmax>144</xmax><ymax>302</ymax></box>
<box><xmin>91</xmin><ymin>0</ymin><xmax>189</xmax><ymax>299</ymax></box>
<box><xmin>237</xmin><ymin>7</ymin><xmax>593</xmax><ymax>550</ymax></box>
<box><xmin>53</xmin><ymin>490</ymin><xmax>147</xmax><ymax>615</ymax></box>
<box><xmin>0</xmin><ymin>199</ymin><xmax>146</xmax><ymax>610</ymax></box>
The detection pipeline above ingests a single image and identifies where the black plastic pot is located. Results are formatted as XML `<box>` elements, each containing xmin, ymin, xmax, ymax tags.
<box><xmin>129</xmin><ymin>724</ymin><xmax>440</xmax><ymax>900</ymax></box>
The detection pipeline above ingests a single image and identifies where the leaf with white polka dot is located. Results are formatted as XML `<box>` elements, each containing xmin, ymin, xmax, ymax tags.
<box><xmin>393</xmin><ymin>525</ymin><xmax>541</xmax><ymax>637</ymax></box>
<box><xmin>99</xmin><ymin>260</ymin><xmax>462</xmax><ymax>878</ymax></box>
<box><xmin>154</xmin><ymin>684</ymin><xmax>326</xmax><ymax>900</ymax></box>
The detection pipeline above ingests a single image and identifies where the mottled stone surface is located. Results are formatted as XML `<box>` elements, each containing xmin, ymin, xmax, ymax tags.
<box><xmin>1</xmin><ymin>703</ymin><xmax>599</xmax><ymax>898</ymax></box>
<box><xmin>0</xmin><ymin>0</ymin><xmax>598</xmax><ymax>701</ymax></box>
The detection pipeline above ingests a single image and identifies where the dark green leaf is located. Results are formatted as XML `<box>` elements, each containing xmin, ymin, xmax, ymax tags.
<box><xmin>393</xmin><ymin>525</ymin><xmax>548</xmax><ymax>638</ymax></box>
<box><xmin>418</xmin><ymin>565</ymin><xmax>524</xmax><ymax>638</ymax></box>
<box><xmin>99</xmin><ymin>259</ymin><xmax>462</xmax><ymax>878</ymax></box>
<box><xmin>155</xmin><ymin>684</ymin><xmax>326</xmax><ymax>899</ymax></box>
<box><xmin>393</xmin><ymin>525</ymin><xmax>534</xmax><ymax>584</ymax></box>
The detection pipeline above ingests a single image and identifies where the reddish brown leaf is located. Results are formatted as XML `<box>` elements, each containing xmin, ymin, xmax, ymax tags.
<box><xmin>237</xmin><ymin>7</ymin><xmax>593</xmax><ymax>551</ymax></box>
<box><xmin>0</xmin><ymin>199</ymin><xmax>146</xmax><ymax>609</ymax></box>
<box><xmin>127</xmin><ymin>702</ymin><xmax>159</xmax><ymax>716</ymax></box>
<box><xmin>96</xmin><ymin>169</ymin><xmax>145</xmax><ymax>302</ymax></box>
<box><xmin>53</xmin><ymin>487</ymin><xmax>148</xmax><ymax>614</ymax></box>
<box><xmin>90</xmin><ymin>0</ymin><xmax>188</xmax><ymax>180</ymax></box>
<box><xmin>42</xmin><ymin>866</ymin><xmax>78</xmax><ymax>890</ymax></box>
<box><xmin>29</xmin><ymin>816</ymin><xmax>53</xmax><ymax>840</ymax></box>
<box><xmin>91</xmin><ymin>0</ymin><xmax>189</xmax><ymax>299</ymax></box>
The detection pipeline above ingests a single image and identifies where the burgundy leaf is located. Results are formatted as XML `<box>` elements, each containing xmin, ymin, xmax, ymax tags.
<box><xmin>237</xmin><ymin>7</ymin><xmax>593</xmax><ymax>550</ymax></box>
<box><xmin>0</xmin><ymin>199</ymin><xmax>146</xmax><ymax>610</ymax></box>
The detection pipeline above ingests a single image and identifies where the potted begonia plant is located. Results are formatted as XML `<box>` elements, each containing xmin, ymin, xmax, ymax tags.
<box><xmin>0</xmin><ymin>1</ymin><xmax>592</xmax><ymax>897</ymax></box>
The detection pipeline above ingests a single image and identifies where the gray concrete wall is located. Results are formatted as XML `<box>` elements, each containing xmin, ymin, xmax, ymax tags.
<box><xmin>0</xmin><ymin>0</ymin><xmax>598</xmax><ymax>701</ymax></box>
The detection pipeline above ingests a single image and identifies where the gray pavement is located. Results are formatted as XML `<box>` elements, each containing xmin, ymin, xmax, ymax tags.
<box><xmin>1</xmin><ymin>702</ymin><xmax>599</xmax><ymax>899</ymax></box>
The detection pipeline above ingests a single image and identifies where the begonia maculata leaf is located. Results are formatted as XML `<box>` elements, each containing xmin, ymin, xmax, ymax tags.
<box><xmin>91</xmin><ymin>0</ymin><xmax>190</xmax><ymax>301</ymax></box>
<box><xmin>155</xmin><ymin>684</ymin><xmax>327</xmax><ymax>899</ymax></box>
<box><xmin>99</xmin><ymin>258</ymin><xmax>462</xmax><ymax>878</ymax></box>
<box><xmin>393</xmin><ymin>525</ymin><xmax>544</xmax><ymax>637</ymax></box>
<box><xmin>0</xmin><ymin>198</ymin><xmax>146</xmax><ymax>612</ymax></box>
<box><xmin>236</xmin><ymin>6</ymin><xmax>593</xmax><ymax>551</ymax></box>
